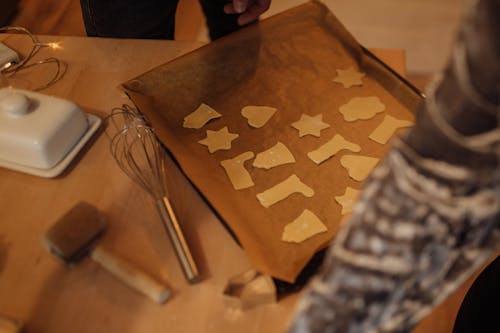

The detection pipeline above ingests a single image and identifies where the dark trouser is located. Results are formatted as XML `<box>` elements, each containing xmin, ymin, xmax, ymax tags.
<box><xmin>80</xmin><ymin>0</ymin><xmax>241</xmax><ymax>40</ymax></box>
<box><xmin>452</xmin><ymin>256</ymin><xmax>500</xmax><ymax>332</ymax></box>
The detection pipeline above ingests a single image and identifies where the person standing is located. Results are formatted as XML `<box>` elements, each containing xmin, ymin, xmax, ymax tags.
<box><xmin>79</xmin><ymin>0</ymin><xmax>271</xmax><ymax>40</ymax></box>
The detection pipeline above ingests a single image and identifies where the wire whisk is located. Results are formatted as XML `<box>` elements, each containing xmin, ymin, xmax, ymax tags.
<box><xmin>106</xmin><ymin>105</ymin><xmax>200</xmax><ymax>283</ymax></box>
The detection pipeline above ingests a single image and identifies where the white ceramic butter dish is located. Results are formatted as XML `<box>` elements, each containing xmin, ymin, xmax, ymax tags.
<box><xmin>0</xmin><ymin>87</ymin><xmax>101</xmax><ymax>177</ymax></box>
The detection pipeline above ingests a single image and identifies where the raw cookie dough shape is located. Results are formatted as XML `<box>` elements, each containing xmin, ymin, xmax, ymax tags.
<box><xmin>241</xmin><ymin>106</ymin><xmax>277</xmax><ymax>128</ymax></box>
<box><xmin>333</xmin><ymin>67</ymin><xmax>366</xmax><ymax>88</ymax></box>
<box><xmin>334</xmin><ymin>187</ymin><xmax>360</xmax><ymax>215</ymax></box>
<box><xmin>291</xmin><ymin>113</ymin><xmax>330</xmax><ymax>137</ymax></box>
<box><xmin>369</xmin><ymin>114</ymin><xmax>413</xmax><ymax>144</ymax></box>
<box><xmin>282</xmin><ymin>209</ymin><xmax>327</xmax><ymax>243</ymax></box>
<box><xmin>253</xmin><ymin>142</ymin><xmax>295</xmax><ymax>170</ymax></box>
<box><xmin>340</xmin><ymin>155</ymin><xmax>379</xmax><ymax>182</ymax></box>
<box><xmin>339</xmin><ymin>96</ymin><xmax>385</xmax><ymax>122</ymax></box>
<box><xmin>307</xmin><ymin>134</ymin><xmax>361</xmax><ymax>165</ymax></box>
<box><xmin>198</xmin><ymin>126</ymin><xmax>239</xmax><ymax>153</ymax></box>
<box><xmin>220</xmin><ymin>151</ymin><xmax>255</xmax><ymax>190</ymax></box>
<box><xmin>256</xmin><ymin>174</ymin><xmax>314</xmax><ymax>208</ymax></box>
<box><xmin>183</xmin><ymin>103</ymin><xmax>222</xmax><ymax>129</ymax></box>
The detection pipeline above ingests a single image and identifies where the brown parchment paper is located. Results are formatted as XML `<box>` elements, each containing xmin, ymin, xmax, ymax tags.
<box><xmin>122</xmin><ymin>0</ymin><xmax>422</xmax><ymax>283</ymax></box>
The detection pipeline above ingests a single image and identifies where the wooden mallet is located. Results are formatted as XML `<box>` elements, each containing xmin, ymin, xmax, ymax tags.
<box><xmin>42</xmin><ymin>201</ymin><xmax>170</xmax><ymax>304</ymax></box>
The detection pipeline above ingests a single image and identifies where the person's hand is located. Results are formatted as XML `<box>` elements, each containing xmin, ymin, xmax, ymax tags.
<box><xmin>223</xmin><ymin>0</ymin><xmax>271</xmax><ymax>26</ymax></box>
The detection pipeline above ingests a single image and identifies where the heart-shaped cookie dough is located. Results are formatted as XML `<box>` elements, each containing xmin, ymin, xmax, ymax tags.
<box><xmin>241</xmin><ymin>106</ymin><xmax>277</xmax><ymax>128</ymax></box>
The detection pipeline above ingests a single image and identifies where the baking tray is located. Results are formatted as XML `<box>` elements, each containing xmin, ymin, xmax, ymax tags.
<box><xmin>122</xmin><ymin>0</ymin><xmax>423</xmax><ymax>283</ymax></box>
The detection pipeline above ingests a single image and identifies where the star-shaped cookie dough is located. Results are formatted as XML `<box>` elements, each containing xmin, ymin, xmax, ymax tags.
<box><xmin>334</xmin><ymin>187</ymin><xmax>360</xmax><ymax>215</ymax></box>
<box><xmin>198</xmin><ymin>126</ymin><xmax>239</xmax><ymax>153</ymax></box>
<box><xmin>333</xmin><ymin>67</ymin><xmax>365</xmax><ymax>88</ymax></box>
<box><xmin>291</xmin><ymin>113</ymin><xmax>330</xmax><ymax>137</ymax></box>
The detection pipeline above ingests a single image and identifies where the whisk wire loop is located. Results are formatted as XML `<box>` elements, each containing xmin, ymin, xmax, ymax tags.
<box><xmin>106</xmin><ymin>104</ymin><xmax>200</xmax><ymax>283</ymax></box>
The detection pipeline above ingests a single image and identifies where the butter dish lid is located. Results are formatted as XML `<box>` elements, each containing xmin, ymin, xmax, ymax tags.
<box><xmin>0</xmin><ymin>87</ymin><xmax>101</xmax><ymax>177</ymax></box>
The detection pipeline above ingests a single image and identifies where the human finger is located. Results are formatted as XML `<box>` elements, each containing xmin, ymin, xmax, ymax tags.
<box><xmin>223</xmin><ymin>3</ymin><xmax>237</xmax><ymax>14</ymax></box>
<box><xmin>224</xmin><ymin>0</ymin><xmax>251</xmax><ymax>14</ymax></box>
<box><xmin>237</xmin><ymin>0</ymin><xmax>271</xmax><ymax>26</ymax></box>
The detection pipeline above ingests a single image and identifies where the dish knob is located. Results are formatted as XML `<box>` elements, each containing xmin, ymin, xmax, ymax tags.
<box><xmin>0</xmin><ymin>92</ymin><xmax>31</xmax><ymax>117</ymax></box>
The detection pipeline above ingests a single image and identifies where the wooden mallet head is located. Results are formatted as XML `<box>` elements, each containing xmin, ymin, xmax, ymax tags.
<box><xmin>42</xmin><ymin>201</ymin><xmax>105</xmax><ymax>265</ymax></box>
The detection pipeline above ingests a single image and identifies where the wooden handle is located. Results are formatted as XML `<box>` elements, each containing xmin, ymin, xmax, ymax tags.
<box><xmin>91</xmin><ymin>245</ymin><xmax>171</xmax><ymax>304</ymax></box>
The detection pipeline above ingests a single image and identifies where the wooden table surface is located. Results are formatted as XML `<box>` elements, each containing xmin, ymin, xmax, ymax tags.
<box><xmin>0</xmin><ymin>33</ymin><xmax>470</xmax><ymax>333</ymax></box>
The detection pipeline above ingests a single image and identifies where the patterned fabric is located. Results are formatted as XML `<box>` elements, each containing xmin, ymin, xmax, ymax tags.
<box><xmin>289</xmin><ymin>138</ymin><xmax>500</xmax><ymax>332</ymax></box>
<box><xmin>288</xmin><ymin>0</ymin><xmax>500</xmax><ymax>331</ymax></box>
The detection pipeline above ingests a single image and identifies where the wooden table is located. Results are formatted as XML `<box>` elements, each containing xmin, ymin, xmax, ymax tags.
<box><xmin>0</xmin><ymin>34</ymin><xmax>468</xmax><ymax>333</ymax></box>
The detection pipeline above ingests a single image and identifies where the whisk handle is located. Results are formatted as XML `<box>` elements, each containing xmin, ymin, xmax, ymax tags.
<box><xmin>156</xmin><ymin>197</ymin><xmax>200</xmax><ymax>283</ymax></box>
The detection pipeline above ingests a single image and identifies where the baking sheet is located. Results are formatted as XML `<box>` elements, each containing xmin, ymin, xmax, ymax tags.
<box><xmin>122</xmin><ymin>0</ymin><xmax>422</xmax><ymax>283</ymax></box>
